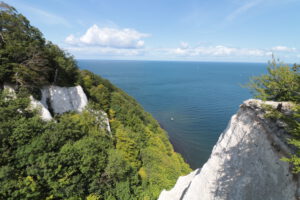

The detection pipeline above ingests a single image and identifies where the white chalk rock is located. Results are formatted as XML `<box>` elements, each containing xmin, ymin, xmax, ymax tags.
<box><xmin>87</xmin><ymin>108</ymin><xmax>111</xmax><ymax>133</ymax></box>
<box><xmin>3</xmin><ymin>83</ymin><xmax>16</xmax><ymax>98</ymax></box>
<box><xmin>3</xmin><ymin>83</ymin><xmax>16</xmax><ymax>93</ymax></box>
<box><xmin>30</xmin><ymin>96</ymin><xmax>52</xmax><ymax>121</ymax></box>
<box><xmin>101</xmin><ymin>111</ymin><xmax>111</xmax><ymax>133</ymax></box>
<box><xmin>159</xmin><ymin>99</ymin><xmax>299</xmax><ymax>200</ymax></box>
<box><xmin>40</xmin><ymin>85</ymin><xmax>88</xmax><ymax>114</ymax></box>
<box><xmin>158</xmin><ymin>169</ymin><xmax>200</xmax><ymax>200</ymax></box>
<box><xmin>2</xmin><ymin>84</ymin><xmax>111</xmax><ymax>132</ymax></box>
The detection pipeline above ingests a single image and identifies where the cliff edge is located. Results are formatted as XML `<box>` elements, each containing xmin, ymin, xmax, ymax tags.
<box><xmin>159</xmin><ymin>99</ymin><xmax>299</xmax><ymax>200</ymax></box>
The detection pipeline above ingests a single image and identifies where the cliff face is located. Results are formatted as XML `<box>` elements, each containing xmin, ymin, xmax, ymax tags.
<box><xmin>159</xmin><ymin>99</ymin><xmax>299</xmax><ymax>200</ymax></box>
<box><xmin>40</xmin><ymin>85</ymin><xmax>88</xmax><ymax>115</ymax></box>
<box><xmin>29</xmin><ymin>85</ymin><xmax>88</xmax><ymax>120</ymax></box>
<box><xmin>4</xmin><ymin>84</ymin><xmax>111</xmax><ymax>132</ymax></box>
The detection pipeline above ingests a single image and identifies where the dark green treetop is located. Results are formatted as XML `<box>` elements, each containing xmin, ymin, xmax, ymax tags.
<box><xmin>0</xmin><ymin>2</ymin><xmax>78</xmax><ymax>88</ymax></box>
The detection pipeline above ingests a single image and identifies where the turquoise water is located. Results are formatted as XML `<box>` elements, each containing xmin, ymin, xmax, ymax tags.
<box><xmin>78</xmin><ymin>60</ymin><xmax>267</xmax><ymax>169</ymax></box>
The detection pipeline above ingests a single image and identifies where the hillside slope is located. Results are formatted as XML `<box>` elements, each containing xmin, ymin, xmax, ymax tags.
<box><xmin>0</xmin><ymin>3</ymin><xmax>190</xmax><ymax>199</ymax></box>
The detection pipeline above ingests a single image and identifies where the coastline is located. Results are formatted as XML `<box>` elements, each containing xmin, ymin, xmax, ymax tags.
<box><xmin>159</xmin><ymin>121</ymin><xmax>195</xmax><ymax>169</ymax></box>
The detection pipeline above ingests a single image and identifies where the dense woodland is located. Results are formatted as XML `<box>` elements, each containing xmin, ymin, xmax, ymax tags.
<box><xmin>0</xmin><ymin>3</ymin><xmax>190</xmax><ymax>199</ymax></box>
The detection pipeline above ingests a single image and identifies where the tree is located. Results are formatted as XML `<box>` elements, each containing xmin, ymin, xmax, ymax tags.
<box><xmin>89</xmin><ymin>84</ymin><xmax>110</xmax><ymax>112</ymax></box>
<box><xmin>247</xmin><ymin>57</ymin><xmax>300</xmax><ymax>173</ymax></box>
<box><xmin>247</xmin><ymin>57</ymin><xmax>300</xmax><ymax>103</ymax></box>
<box><xmin>0</xmin><ymin>2</ymin><xmax>79</xmax><ymax>88</ymax></box>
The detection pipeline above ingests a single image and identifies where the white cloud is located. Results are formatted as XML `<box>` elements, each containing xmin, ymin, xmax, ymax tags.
<box><xmin>238</xmin><ymin>48</ymin><xmax>266</xmax><ymax>56</ymax></box>
<box><xmin>65</xmin><ymin>46</ymin><xmax>145</xmax><ymax>57</ymax></box>
<box><xmin>65</xmin><ymin>34</ymin><xmax>77</xmax><ymax>45</ymax></box>
<box><xmin>265</xmin><ymin>51</ymin><xmax>273</xmax><ymax>56</ymax></box>
<box><xmin>168</xmin><ymin>45</ymin><xmax>269</xmax><ymax>57</ymax></box>
<box><xmin>65</xmin><ymin>25</ymin><xmax>149</xmax><ymax>49</ymax></box>
<box><xmin>180</xmin><ymin>42</ymin><xmax>189</xmax><ymax>49</ymax></box>
<box><xmin>271</xmin><ymin>46</ymin><xmax>296</xmax><ymax>52</ymax></box>
<box><xmin>63</xmin><ymin>36</ymin><xmax>299</xmax><ymax>61</ymax></box>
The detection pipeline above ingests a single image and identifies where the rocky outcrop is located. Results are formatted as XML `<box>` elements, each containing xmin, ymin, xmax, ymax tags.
<box><xmin>40</xmin><ymin>85</ymin><xmax>88</xmax><ymax>115</ymax></box>
<box><xmin>159</xmin><ymin>99</ymin><xmax>299</xmax><ymax>200</ymax></box>
<box><xmin>3</xmin><ymin>84</ymin><xmax>111</xmax><ymax>132</ymax></box>
<box><xmin>30</xmin><ymin>96</ymin><xmax>53</xmax><ymax>121</ymax></box>
<box><xmin>28</xmin><ymin>85</ymin><xmax>88</xmax><ymax>121</ymax></box>
<box><xmin>87</xmin><ymin>108</ymin><xmax>112</xmax><ymax>133</ymax></box>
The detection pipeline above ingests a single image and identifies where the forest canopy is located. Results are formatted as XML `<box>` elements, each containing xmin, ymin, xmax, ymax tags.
<box><xmin>0</xmin><ymin>2</ymin><xmax>79</xmax><ymax>89</ymax></box>
<box><xmin>0</xmin><ymin>2</ymin><xmax>191</xmax><ymax>199</ymax></box>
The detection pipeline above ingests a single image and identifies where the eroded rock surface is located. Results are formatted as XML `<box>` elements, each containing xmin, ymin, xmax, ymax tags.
<box><xmin>30</xmin><ymin>96</ymin><xmax>52</xmax><ymax>121</ymax></box>
<box><xmin>159</xmin><ymin>99</ymin><xmax>299</xmax><ymax>200</ymax></box>
<box><xmin>28</xmin><ymin>85</ymin><xmax>88</xmax><ymax>121</ymax></box>
<box><xmin>3</xmin><ymin>84</ymin><xmax>110</xmax><ymax>132</ymax></box>
<box><xmin>40</xmin><ymin>85</ymin><xmax>88</xmax><ymax>115</ymax></box>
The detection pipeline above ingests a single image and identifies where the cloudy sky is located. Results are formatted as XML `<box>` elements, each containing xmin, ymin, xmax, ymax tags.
<box><xmin>5</xmin><ymin>0</ymin><xmax>300</xmax><ymax>62</ymax></box>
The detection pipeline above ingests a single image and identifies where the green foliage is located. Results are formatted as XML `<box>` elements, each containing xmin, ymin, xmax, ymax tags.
<box><xmin>247</xmin><ymin>57</ymin><xmax>300</xmax><ymax>173</ymax></box>
<box><xmin>0</xmin><ymin>92</ymin><xmax>114</xmax><ymax>199</ymax></box>
<box><xmin>86</xmin><ymin>194</ymin><xmax>101</xmax><ymax>200</ymax></box>
<box><xmin>105</xmin><ymin>150</ymin><xmax>132</xmax><ymax>181</ymax></box>
<box><xmin>279</xmin><ymin>104</ymin><xmax>300</xmax><ymax>172</ymax></box>
<box><xmin>0</xmin><ymin>2</ymin><xmax>79</xmax><ymax>88</ymax></box>
<box><xmin>0</xmin><ymin>3</ymin><xmax>191</xmax><ymax>199</ymax></box>
<box><xmin>0</xmin><ymin>80</ymin><xmax>191</xmax><ymax>199</ymax></box>
<box><xmin>78</xmin><ymin>70</ymin><xmax>115</xmax><ymax>113</ymax></box>
<box><xmin>247</xmin><ymin>57</ymin><xmax>300</xmax><ymax>103</ymax></box>
<box><xmin>89</xmin><ymin>84</ymin><xmax>110</xmax><ymax>112</ymax></box>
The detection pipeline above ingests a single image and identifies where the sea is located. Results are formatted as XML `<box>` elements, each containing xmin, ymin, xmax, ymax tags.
<box><xmin>78</xmin><ymin>60</ymin><xmax>267</xmax><ymax>169</ymax></box>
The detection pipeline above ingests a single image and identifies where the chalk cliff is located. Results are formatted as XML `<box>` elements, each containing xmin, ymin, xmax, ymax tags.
<box><xmin>34</xmin><ymin>85</ymin><xmax>88</xmax><ymax>120</ymax></box>
<box><xmin>3</xmin><ymin>84</ymin><xmax>110</xmax><ymax>132</ymax></box>
<box><xmin>159</xmin><ymin>99</ymin><xmax>299</xmax><ymax>200</ymax></box>
<box><xmin>40</xmin><ymin>85</ymin><xmax>88</xmax><ymax>115</ymax></box>
<box><xmin>27</xmin><ymin>85</ymin><xmax>88</xmax><ymax>121</ymax></box>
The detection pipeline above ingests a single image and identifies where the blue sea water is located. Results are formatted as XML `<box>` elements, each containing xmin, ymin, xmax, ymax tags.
<box><xmin>78</xmin><ymin>60</ymin><xmax>267</xmax><ymax>169</ymax></box>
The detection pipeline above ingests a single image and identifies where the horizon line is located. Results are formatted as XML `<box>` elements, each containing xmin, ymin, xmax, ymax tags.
<box><xmin>75</xmin><ymin>58</ymin><xmax>268</xmax><ymax>64</ymax></box>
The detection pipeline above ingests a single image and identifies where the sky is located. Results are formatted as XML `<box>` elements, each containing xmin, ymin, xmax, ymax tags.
<box><xmin>4</xmin><ymin>0</ymin><xmax>300</xmax><ymax>62</ymax></box>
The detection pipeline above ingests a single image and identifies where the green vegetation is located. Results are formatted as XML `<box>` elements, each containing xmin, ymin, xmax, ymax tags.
<box><xmin>0</xmin><ymin>2</ymin><xmax>190</xmax><ymax>199</ymax></box>
<box><xmin>247</xmin><ymin>57</ymin><xmax>300</xmax><ymax>103</ymax></box>
<box><xmin>0</xmin><ymin>2</ymin><xmax>78</xmax><ymax>94</ymax></box>
<box><xmin>247</xmin><ymin>57</ymin><xmax>300</xmax><ymax>172</ymax></box>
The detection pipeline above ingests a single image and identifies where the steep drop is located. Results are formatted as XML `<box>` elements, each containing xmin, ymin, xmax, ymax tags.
<box><xmin>159</xmin><ymin>99</ymin><xmax>299</xmax><ymax>200</ymax></box>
